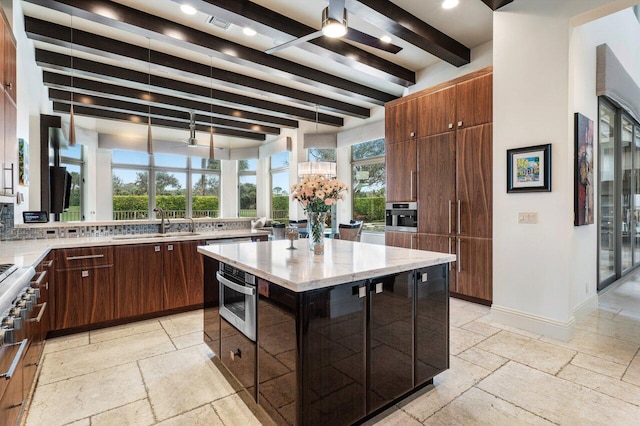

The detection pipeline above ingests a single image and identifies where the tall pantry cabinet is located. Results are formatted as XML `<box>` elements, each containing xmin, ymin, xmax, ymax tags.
<box><xmin>385</xmin><ymin>69</ymin><xmax>493</xmax><ymax>304</ymax></box>
<box><xmin>0</xmin><ymin>8</ymin><xmax>17</xmax><ymax>197</ymax></box>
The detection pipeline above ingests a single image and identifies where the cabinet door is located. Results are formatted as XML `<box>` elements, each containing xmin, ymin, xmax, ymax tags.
<box><xmin>54</xmin><ymin>269</ymin><xmax>85</xmax><ymax>330</ymax></box>
<box><xmin>3</xmin><ymin>96</ymin><xmax>15</xmax><ymax>194</ymax></box>
<box><xmin>455</xmin><ymin>73</ymin><xmax>492</xmax><ymax>129</ymax></box>
<box><xmin>163</xmin><ymin>241</ymin><xmax>204</xmax><ymax>310</ymax></box>
<box><xmin>456</xmin><ymin>237</ymin><xmax>492</xmax><ymax>302</ymax></box>
<box><xmin>301</xmin><ymin>283</ymin><xmax>366</xmax><ymax>426</ymax></box>
<box><xmin>385</xmin><ymin>99</ymin><xmax>416</xmax><ymax>143</ymax></box>
<box><xmin>415</xmin><ymin>264</ymin><xmax>449</xmax><ymax>385</ymax></box>
<box><xmin>368</xmin><ymin>273</ymin><xmax>413</xmax><ymax>413</ymax></box>
<box><xmin>385</xmin><ymin>139</ymin><xmax>416</xmax><ymax>202</ymax></box>
<box><xmin>3</xmin><ymin>23</ymin><xmax>15</xmax><ymax>104</ymax></box>
<box><xmin>416</xmin><ymin>86</ymin><xmax>456</xmax><ymax>137</ymax></box>
<box><xmin>0</xmin><ymin>347</ymin><xmax>24</xmax><ymax>426</ymax></box>
<box><xmin>457</xmin><ymin>124</ymin><xmax>492</xmax><ymax>238</ymax></box>
<box><xmin>220</xmin><ymin>316</ymin><xmax>257</xmax><ymax>400</ymax></box>
<box><xmin>417</xmin><ymin>133</ymin><xmax>456</xmax><ymax>234</ymax></box>
<box><xmin>385</xmin><ymin>231</ymin><xmax>415</xmax><ymax>249</ymax></box>
<box><xmin>416</xmin><ymin>234</ymin><xmax>456</xmax><ymax>292</ymax></box>
<box><xmin>114</xmin><ymin>244</ymin><xmax>164</xmax><ymax>318</ymax></box>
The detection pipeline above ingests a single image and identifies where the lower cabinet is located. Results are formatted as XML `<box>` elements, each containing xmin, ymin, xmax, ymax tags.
<box><xmin>385</xmin><ymin>230</ymin><xmax>416</xmax><ymax>249</ymax></box>
<box><xmin>456</xmin><ymin>237</ymin><xmax>492</xmax><ymax>301</ymax></box>
<box><xmin>0</xmin><ymin>344</ymin><xmax>25</xmax><ymax>426</ymax></box>
<box><xmin>163</xmin><ymin>241</ymin><xmax>204</xmax><ymax>310</ymax></box>
<box><xmin>114</xmin><ymin>244</ymin><xmax>164</xmax><ymax>318</ymax></box>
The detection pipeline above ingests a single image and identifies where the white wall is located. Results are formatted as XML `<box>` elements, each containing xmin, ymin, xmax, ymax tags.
<box><xmin>492</xmin><ymin>0</ymin><xmax>618</xmax><ymax>340</ymax></box>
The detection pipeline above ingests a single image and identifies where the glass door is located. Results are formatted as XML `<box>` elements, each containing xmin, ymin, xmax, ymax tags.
<box><xmin>621</xmin><ymin>116</ymin><xmax>634</xmax><ymax>273</ymax></box>
<box><xmin>635</xmin><ymin>125</ymin><xmax>640</xmax><ymax>266</ymax></box>
<box><xmin>599</xmin><ymin>102</ymin><xmax>616</xmax><ymax>288</ymax></box>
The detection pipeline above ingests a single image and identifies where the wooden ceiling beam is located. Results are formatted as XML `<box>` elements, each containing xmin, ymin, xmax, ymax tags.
<box><xmin>49</xmin><ymin>89</ymin><xmax>281</xmax><ymax>135</ymax></box>
<box><xmin>35</xmin><ymin>50</ymin><xmax>344</xmax><ymax>127</ymax></box>
<box><xmin>172</xmin><ymin>0</ymin><xmax>415</xmax><ymax>87</ymax></box>
<box><xmin>345</xmin><ymin>0</ymin><xmax>470</xmax><ymax>67</ymax></box>
<box><xmin>53</xmin><ymin>102</ymin><xmax>266</xmax><ymax>141</ymax></box>
<box><xmin>480</xmin><ymin>0</ymin><xmax>514</xmax><ymax>11</ymax></box>
<box><xmin>23</xmin><ymin>0</ymin><xmax>396</xmax><ymax>105</ymax></box>
<box><xmin>25</xmin><ymin>17</ymin><xmax>369</xmax><ymax>118</ymax></box>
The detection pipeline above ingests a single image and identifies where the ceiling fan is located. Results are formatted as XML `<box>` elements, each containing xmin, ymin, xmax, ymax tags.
<box><xmin>265</xmin><ymin>0</ymin><xmax>402</xmax><ymax>55</ymax></box>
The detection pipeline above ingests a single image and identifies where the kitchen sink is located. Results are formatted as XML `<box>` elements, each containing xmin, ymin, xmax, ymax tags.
<box><xmin>164</xmin><ymin>232</ymin><xmax>201</xmax><ymax>237</ymax></box>
<box><xmin>111</xmin><ymin>232</ymin><xmax>200</xmax><ymax>240</ymax></box>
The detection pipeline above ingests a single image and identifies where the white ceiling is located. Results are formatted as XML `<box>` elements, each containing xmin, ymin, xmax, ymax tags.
<box><xmin>22</xmin><ymin>0</ymin><xmax>495</xmax><ymax>149</ymax></box>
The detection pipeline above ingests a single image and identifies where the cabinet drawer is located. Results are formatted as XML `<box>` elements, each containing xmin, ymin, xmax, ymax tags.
<box><xmin>56</xmin><ymin>247</ymin><xmax>113</xmax><ymax>268</ymax></box>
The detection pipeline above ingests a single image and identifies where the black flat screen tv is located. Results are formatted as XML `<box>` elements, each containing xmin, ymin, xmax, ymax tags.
<box><xmin>50</xmin><ymin>166</ymin><xmax>71</xmax><ymax>214</ymax></box>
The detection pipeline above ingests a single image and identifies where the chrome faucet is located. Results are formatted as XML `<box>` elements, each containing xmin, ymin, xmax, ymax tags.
<box><xmin>187</xmin><ymin>217</ymin><xmax>195</xmax><ymax>233</ymax></box>
<box><xmin>153</xmin><ymin>207</ymin><xmax>170</xmax><ymax>234</ymax></box>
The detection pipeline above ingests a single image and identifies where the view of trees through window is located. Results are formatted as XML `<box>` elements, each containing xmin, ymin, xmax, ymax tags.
<box><xmin>60</xmin><ymin>144</ymin><xmax>83</xmax><ymax>222</ymax></box>
<box><xmin>239</xmin><ymin>159</ymin><xmax>257</xmax><ymax>217</ymax></box>
<box><xmin>271</xmin><ymin>151</ymin><xmax>290</xmax><ymax>223</ymax></box>
<box><xmin>352</xmin><ymin>139</ymin><xmax>385</xmax><ymax>232</ymax></box>
<box><xmin>112</xmin><ymin>151</ymin><xmax>220</xmax><ymax>219</ymax></box>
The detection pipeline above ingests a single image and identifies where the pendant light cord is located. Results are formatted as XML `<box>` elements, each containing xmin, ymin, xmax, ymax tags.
<box><xmin>70</xmin><ymin>15</ymin><xmax>73</xmax><ymax>107</ymax></box>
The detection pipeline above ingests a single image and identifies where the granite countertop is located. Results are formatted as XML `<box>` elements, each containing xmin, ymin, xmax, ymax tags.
<box><xmin>0</xmin><ymin>229</ymin><xmax>269</xmax><ymax>268</ymax></box>
<box><xmin>198</xmin><ymin>239</ymin><xmax>456</xmax><ymax>292</ymax></box>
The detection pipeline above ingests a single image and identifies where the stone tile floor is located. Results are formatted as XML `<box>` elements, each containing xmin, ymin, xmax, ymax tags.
<box><xmin>24</xmin><ymin>274</ymin><xmax>640</xmax><ymax>425</ymax></box>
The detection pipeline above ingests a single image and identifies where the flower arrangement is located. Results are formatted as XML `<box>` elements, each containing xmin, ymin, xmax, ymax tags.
<box><xmin>291</xmin><ymin>174</ymin><xmax>349</xmax><ymax>213</ymax></box>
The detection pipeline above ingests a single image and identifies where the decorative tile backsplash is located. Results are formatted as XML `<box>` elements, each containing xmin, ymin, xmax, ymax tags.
<box><xmin>0</xmin><ymin>206</ymin><xmax>251</xmax><ymax>241</ymax></box>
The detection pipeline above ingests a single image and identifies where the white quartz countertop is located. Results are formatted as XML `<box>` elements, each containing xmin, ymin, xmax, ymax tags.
<box><xmin>0</xmin><ymin>229</ymin><xmax>269</xmax><ymax>267</ymax></box>
<box><xmin>198</xmin><ymin>239</ymin><xmax>456</xmax><ymax>292</ymax></box>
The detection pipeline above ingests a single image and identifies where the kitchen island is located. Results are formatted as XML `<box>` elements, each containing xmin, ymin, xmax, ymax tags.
<box><xmin>198</xmin><ymin>239</ymin><xmax>455</xmax><ymax>426</ymax></box>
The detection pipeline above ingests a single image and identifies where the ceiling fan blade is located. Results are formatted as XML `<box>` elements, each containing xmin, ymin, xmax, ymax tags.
<box><xmin>343</xmin><ymin>28</ymin><xmax>403</xmax><ymax>54</ymax></box>
<box><xmin>327</xmin><ymin>0</ymin><xmax>346</xmax><ymax>21</ymax></box>
<box><xmin>266</xmin><ymin>30</ymin><xmax>323</xmax><ymax>54</ymax></box>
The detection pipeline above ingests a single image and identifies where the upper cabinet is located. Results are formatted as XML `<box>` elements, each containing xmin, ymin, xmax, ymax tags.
<box><xmin>455</xmin><ymin>73</ymin><xmax>492</xmax><ymax>129</ymax></box>
<box><xmin>0</xmin><ymin>9</ymin><xmax>15</xmax><ymax>198</ymax></box>
<box><xmin>416</xmin><ymin>86</ymin><xmax>457</xmax><ymax>137</ymax></box>
<box><xmin>385</xmin><ymin>98</ymin><xmax>417</xmax><ymax>143</ymax></box>
<box><xmin>3</xmin><ymin>19</ymin><xmax>15</xmax><ymax>104</ymax></box>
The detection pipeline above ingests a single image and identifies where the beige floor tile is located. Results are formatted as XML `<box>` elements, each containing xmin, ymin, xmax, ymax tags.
<box><xmin>64</xmin><ymin>420</ymin><xmax>90</xmax><ymax>426</ymax></box>
<box><xmin>558</xmin><ymin>364</ymin><xmax>640</xmax><ymax>406</ymax></box>
<box><xmin>155</xmin><ymin>404</ymin><xmax>223</xmax><ymax>426</ymax></box>
<box><xmin>615</xmin><ymin>309</ymin><xmax>640</xmax><ymax>324</ymax></box>
<box><xmin>540</xmin><ymin>328</ymin><xmax>639</xmax><ymax>365</ymax></box>
<box><xmin>570</xmin><ymin>352</ymin><xmax>627</xmax><ymax>379</ymax></box>
<box><xmin>39</xmin><ymin>329</ymin><xmax>175</xmax><ymax>385</ymax></box>
<box><xmin>91</xmin><ymin>399</ymin><xmax>156</xmax><ymax>426</ymax></box>
<box><xmin>449</xmin><ymin>326</ymin><xmax>486</xmax><ymax>355</ymax></box>
<box><xmin>160</xmin><ymin>310</ymin><xmax>203</xmax><ymax>338</ymax></box>
<box><xmin>90</xmin><ymin>319</ymin><xmax>162</xmax><ymax>344</ymax></box>
<box><xmin>457</xmin><ymin>301</ymin><xmax>491</xmax><ymax>315</ymax></box>
<box><xmin>475</xmin><ymin>315</ymin><xmax>542</xmax><ymax>339</ymax></box>
<box><xmin>622</xmin><ymin>350</ymin><xmax>640</xmax><ymax>386</ymax></box>
<box><xmin>450</xmin><ymin>308</ymin><xmax>487</xmax><ymax>327</ymax></box>
<box><xmin>478</xmin><ymin>361</ymin><xmax>640</xmax><ymax>425</ymax></box>
<box><xmin>139</xmin><ymin>344</ymin><xmax>235</xmax><ymax>421</ymax></box>
<box><xmin>211</xmin><ymin>393</ymin><xmax>262</xmax><ymax>426</ymax></box>
<box><xmin>575</xmin><ymin>315</ymin><xmax>640</xmax><ymax>344</ymax></box>
<box><xmin>424</xmin><ymin>387</ymin><xmax>554</xmax><ymax>425</ymax></box>
<box><xmin>458</xmin><ymin>347</ymin><xmax>508</xmax><ymax>372</ymax></box>
<box><xmin>363</xmin><ymin>406</ymin><xmax>421</xmax><ymax>426</ymax></box>
<box><xmin>477</xmin><ymin>331</ymin><xmax>576</xmax><ymax>374</ymax></box>
<box><xmin>43</xmin><ymin>332</ymin><xmax>89</xmax><ymax>355</ymax></box>
<box><xmin>26</xmin><ymin>363</ymin><xmax>146</xmax><ymax>426</ymax></box>
<box><xmin>461</xmin><ymin>320</ymin><xmax>501</xmax><ymax>337</ymax></box>
<box><xmin>172</xmin><ymin>330</ymin><xmax>205</xmax><ymax>350</ymax></box>
<box><xmin>399</xmin><ymin>356</ymin><xmax>491</xmax><ymax>422</ymax></box>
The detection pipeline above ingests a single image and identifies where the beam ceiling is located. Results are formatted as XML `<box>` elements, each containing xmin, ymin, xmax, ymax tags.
<box><xmin>480</xmin><ymin>0</ymin><xmax>515</xmax><ymax>11</ymax></box>
<box><xmin>23</xmin><ymin>0</ymin><xmax>397</xmax><ymax>105</ymax></box>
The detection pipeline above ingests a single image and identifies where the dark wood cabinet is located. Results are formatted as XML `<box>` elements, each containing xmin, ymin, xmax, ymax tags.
<box><xmin>0</xmin><ymin>344</ymin><xmax>24</xmax><ymax>426</ymax></box>
<box><xmin>416</xmin><ymin>86</ymin><xmax>457</xmax><ymax>137</ymax></box>
<box><xmin>3</xmin><ymin>18</ymin><xmax>16</xmax><ymax>104</ymax></box>
<box><xmin>417</xmin><ymin>133</ymin><xmax>456</xmax><ymax>235</ymax></box>
<box><xmin>455</xmin><ymin>237</ymin><xmax>492</xmax><ymax>301</ymax></box>
<box><xmin>385</xmin><ymin>230</ymin><xmax>415</xmax><ymax>249</ymax></box>
<box><xmin>457</xmin><ymin>124</ymin><xmax>493</xmax><ymax>239</ymax></box>
<box><xmin>368</xmin><ymin>273</ymin><xmax>413</xmax><ymax>412</ymax></box>
<box><xmin>385</xmin><ymin>98</ymin><xmax>416</xmax><ymax>143</ymax></box>
<box><xmin>455</xmin><ymin>73</ymin><xmax>492</xmax><ymax>130</ymax></box>
<box><xmin>385</xmin><ymin>139</ymin><xmax>416</xmax><ymax>202</ymax></box>
<box><xmin>3</xmin><ymin>95</ymin><xmax>15</xmax><ymax>192</ymax></box>
<box><xmin>114</xmin><ymin>244</ymin><xmax>164</xmax><ymax>318</ymax></box>
<box><xmin>163</xmin><ymin>240</ymin><xmax>204</xmax><ymax>310</ymax></box>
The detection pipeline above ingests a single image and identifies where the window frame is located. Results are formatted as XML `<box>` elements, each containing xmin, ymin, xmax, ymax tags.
<box><xmin>351</xmin><ymin>139</ymin><xmax>386</xmax><ymax>233</ymax></box>
<box><xmin>60</xmin><ymin>147</ymin><xmax>84</xmax><ymax>222</ymax></box>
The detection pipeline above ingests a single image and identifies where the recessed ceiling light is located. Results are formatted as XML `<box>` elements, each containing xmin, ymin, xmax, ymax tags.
<box><xmin>180</xmin><ymin>4</ymin><xmax>197</xmax><ymax>15</ymax></box>
<box><xmin>243</xmin><ymin>27</ymin><xmax>257</xmax><ymax>37</ymax></box>
<box><xmin>442</xmin><ymin>0</ymin><xmax>459</xmax><ymax>9</ymax></box>
<box><xmin>380</xmin><ymin>35</ymin><xmax>392</xmax><ymax>44</ymax></box>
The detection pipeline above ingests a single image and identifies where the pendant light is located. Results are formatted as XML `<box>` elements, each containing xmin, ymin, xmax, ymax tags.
<box><xmin>68</xmin><ymin>14</ymin><xmax>76</xmax><ymax>147</ymax></box>
<box><xmin>147</xmin><ymin>37</ymin><xmax>153</xmax><ymax>155</ymax></box>
<box><xmin>208</xmin><ymin>56</ymin><xmax>215</xmax><ymax>160</ymax></box>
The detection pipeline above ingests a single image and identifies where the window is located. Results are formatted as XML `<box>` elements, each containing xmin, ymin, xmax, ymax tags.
<box><xmin>60</xmin><ymin>144</ymin><xmax>84</xmax><ymax>222</ymax></box>
<box><xmin>239</xmin><ymin>159</ymin><xmax>257</xmax><ymax>217</ymax></box>
<box><xmin>112</xmin><ymin>151</ymin><xmax>220</xmax><ymax>220</ymax></box>
<box><xmin>351</xmin><ymin>139</ymin><xmax>385</xmax><ymax>232</ymax></box>
<box><xmin>308</xmin><ymin>148</ymin><xmax>336</xmax><ymax>162</ymax></box>
<box><xmin>271</xmin><ymin>152</ymin><xmax>290</xmax><ymax>223</ymax></box>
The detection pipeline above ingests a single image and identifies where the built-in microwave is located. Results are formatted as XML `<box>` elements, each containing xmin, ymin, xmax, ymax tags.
<box><xmin>385</xmin><ymin>202</ymin><xmax>418</xmax><ymax>232</ymax></box>
<box><xmin>217</xmin><ymin>262</ymin><xmax>257</xmax><ymax>342</ymax></box>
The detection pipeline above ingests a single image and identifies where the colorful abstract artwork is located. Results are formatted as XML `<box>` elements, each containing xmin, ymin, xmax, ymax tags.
<box><xmin>574</xmin><ymin>113</ymin><xmax>594</xmax><ymax>226</ymax></box>
<box><xmin>507</xmin><ymin>144</ymin><xmax>551</xmax><ymax>193</ymax></box>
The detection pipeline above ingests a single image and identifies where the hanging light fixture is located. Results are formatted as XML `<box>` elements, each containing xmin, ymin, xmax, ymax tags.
<box><xmin>68</xmin><ymin>14</ymin><xmax>76</xmax><ymax>147</ymax></box>
<box><xmin>147</xmin><ymin>37</ymin><xmax>153</xmax><ymax>155</ymax></box>
<box><xmin>298</xmin><ymin>104</ymin><xmax>337</xmax><ymax>178</ymax></box>
<box><xmin>209</xmin><ymin>56</ymin><xmax>214</xmax><ymax>160</ymax></box>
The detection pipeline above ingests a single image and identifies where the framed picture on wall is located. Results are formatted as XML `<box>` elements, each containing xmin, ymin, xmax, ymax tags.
<box><xmin>574</xmin><ymin>113</ymin><xmax>594</xmax><ymax>226</ymax></box>
<box><xmin>18</xmin><ymin>138</ymin><xmax>29</xmax><ymax>186</ymax></box>
<box><xmin>506</xmin><ymin>144</ymin><xmax>552</xmax><ymax>193</ymax></box>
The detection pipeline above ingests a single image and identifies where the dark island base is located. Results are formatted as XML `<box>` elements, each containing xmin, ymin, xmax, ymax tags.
<box><xmin>204</xmin><ymin>257</ymin><xmax>449</xmax><ymax>426</ymax></box>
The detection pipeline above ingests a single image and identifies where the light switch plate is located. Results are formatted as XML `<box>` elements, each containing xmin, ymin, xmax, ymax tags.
<box><xmin>518</xmin><ymin>212</ymin><xmax>538</xmax><ymax>224</ymax></box>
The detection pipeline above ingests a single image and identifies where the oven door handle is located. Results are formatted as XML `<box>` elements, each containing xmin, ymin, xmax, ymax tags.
<box><xmin>216</xmin><ymin>272</ymin><xmax>256</xmax><ymax>296</ymax></box>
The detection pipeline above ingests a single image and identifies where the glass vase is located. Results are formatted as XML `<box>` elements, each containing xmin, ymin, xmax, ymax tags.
<box><xmin>307</xmin><ymin>211</ymin><xmax>327</xmax><ymax>254</ymax></box>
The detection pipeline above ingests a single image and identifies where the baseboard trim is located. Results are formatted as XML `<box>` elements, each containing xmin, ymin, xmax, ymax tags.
<box><xmin>491</xmin><ymin>304</ymin><xmax>576</xmax><ymax>341</ymax></box>
<box><xmin>572</xmin><ymin>295</ymin><xmax>599</xmax><ymax>323</ymax></box>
